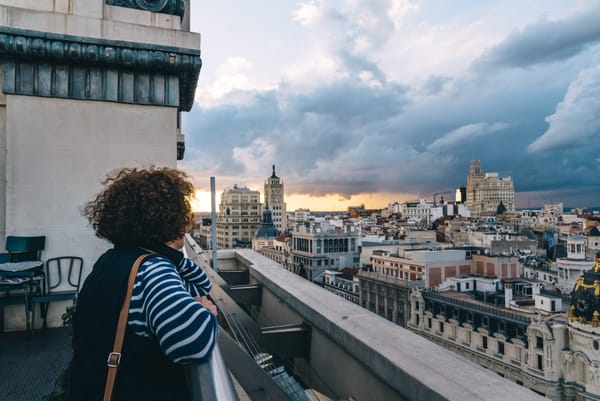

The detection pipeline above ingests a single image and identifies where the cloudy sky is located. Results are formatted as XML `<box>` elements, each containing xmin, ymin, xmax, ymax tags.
<box><xmin>182</xmin><ymin>0</ymin><xmax>600</xmax><ymax>211</ymax></box>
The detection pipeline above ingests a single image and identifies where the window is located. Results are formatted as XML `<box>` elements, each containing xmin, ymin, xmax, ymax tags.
<box><xmin>536</xmin><ymin>336</ymin><xmax>543</xmax><ymax>349</ymax></box>
<box><xmin>439</xmin><ymin>321</ymin><xmax>444</xmax><ymax>333</ymax></box>
<box><xmin>537</xmin><ymin>354</ymin><xmax>543</xmax><ymax>371</ymax></box>
<box><xmin>428</xmin><ymin>318</ymin><xmax>432</xmax><ymax>329</ymax></box>
<box><xmin>482</xmin><ymin>336</ymin><xmax>488</xmax><ymax>349</ymax></box>
<box><xmin>498</xmin><ymin>341</ymin><xmax>504</xmax><ymax>355</ymax></box>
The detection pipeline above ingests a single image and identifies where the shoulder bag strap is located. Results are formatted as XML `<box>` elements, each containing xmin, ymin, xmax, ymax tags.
<box><xmin>103</xmin><ymin>253</ymin><xmax>151</xmax><ymax>401</ymax></box>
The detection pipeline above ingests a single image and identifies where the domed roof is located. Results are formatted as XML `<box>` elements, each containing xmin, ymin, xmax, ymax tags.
<box><xmin>255</xmin><ymin>205</ymin><xmax>280</xmax><ymax>239</ymax></box>
<box><xmin>568</xmin><ymin>257</ymin><xmax>600</xmax><ymax>327</ymax></box>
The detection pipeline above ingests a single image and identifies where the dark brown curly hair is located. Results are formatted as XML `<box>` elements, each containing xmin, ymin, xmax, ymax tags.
<box><xmin>83</xmin><ymin>167</ymin><xmax>194</xmax><ymax>247</ymax></box>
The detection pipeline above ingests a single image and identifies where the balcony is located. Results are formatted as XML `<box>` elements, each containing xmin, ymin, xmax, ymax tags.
<box><xmin>1</xmin><ymin>235</ymin><xmax>546</xmax><ymax>401</ymax></box>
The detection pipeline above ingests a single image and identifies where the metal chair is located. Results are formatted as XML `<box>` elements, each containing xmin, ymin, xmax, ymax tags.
<box><xmin>3</xmin><ymin>235</ymin><xmax>46</xmax><ymax>262</ymax></box>
<box><xmin>0</xmin><ymin>236</ymin><xmax>46</xmax><ymax>333</ymax></box>
<box><xmin>32</xmin><ymin>256</ymin><xmax>83</xmax><ymax>329</ymax></box>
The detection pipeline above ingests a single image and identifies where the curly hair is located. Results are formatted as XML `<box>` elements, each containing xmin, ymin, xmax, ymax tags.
<box><xmin>84</xmin><ymin>167</ymin><xmax>194</xmax><ymax>247</ymax></box>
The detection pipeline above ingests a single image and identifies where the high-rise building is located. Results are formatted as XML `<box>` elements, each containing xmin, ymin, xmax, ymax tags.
<box><xmin>466</xmin><ymin>160</ymin><xmax>515</xmax><ymax>217</ymax></box>
<box><xmin>264</xmin><ymin>165</ymin><xmax>287</xmax><ymax>232</ymax></box>
<box><xmin>216</xmin><ymin>185</ymin><xmax>261</xmax><ymax>249</ymax></box>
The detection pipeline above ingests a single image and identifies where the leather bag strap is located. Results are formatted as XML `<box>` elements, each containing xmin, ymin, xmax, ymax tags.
<box><xmin>103</xmin><ymin>254</ymin><xmax>150</xmax><ymax>401</ymax></box>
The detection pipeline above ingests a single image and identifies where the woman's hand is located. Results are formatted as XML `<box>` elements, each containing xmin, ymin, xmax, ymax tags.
<box><xmin>195</xmin><ymin>296</ymin><xmax>218</xmax><ymax>316</ymax></box>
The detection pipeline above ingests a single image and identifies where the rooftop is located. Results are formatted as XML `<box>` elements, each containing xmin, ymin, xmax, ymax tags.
<box><xmin>0</xmin><ymin>327</ymin><xmax>71</xmax><ymax>401</ymax></box>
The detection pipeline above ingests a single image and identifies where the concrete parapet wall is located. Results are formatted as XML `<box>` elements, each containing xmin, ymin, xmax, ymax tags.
<box><xmin>0</xmin><ymin>2</ymin><xmax>198</xmax><ymax>49</ymax></box>
<box><xmin>232</xmin><ymin>249</ymin><xmax>546</xmax><ymax>401</ymax></box>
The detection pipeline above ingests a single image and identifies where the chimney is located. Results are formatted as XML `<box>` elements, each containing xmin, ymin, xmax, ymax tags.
<box><xmin>504</xmin><ymin>283</ymin><xmax>513</xmax><ymax>308</ymax></box>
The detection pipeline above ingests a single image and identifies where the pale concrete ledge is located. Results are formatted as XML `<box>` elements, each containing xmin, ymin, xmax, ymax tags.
<box><xmin>0</xmin><ymin>3</ymin><xmax>198</xmax><ymax>50</ymax></box>
<box><xmin>232</xmin><ymin>249</ymin><xmax>545</xmax><ymax>401</ymax></box>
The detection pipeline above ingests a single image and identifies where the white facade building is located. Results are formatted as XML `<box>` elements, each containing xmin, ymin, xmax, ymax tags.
<box><xmin>291</xmin><ymin>221</ymin><xmax>360</xmax><ymax>281</ymax></box>
<box><xmin>402</xmin><ymin>199</ymin><xmax>433</xmax><ymax>225</ymax></box>
<box><xmin>556</xmin><ymin>235</ymin><xmax>595</xmax><ymax>293</ymax></box>
<box><xmin>216</xmin><ymin>185</ymin><xmax>261</xmax><ymax>249</ymax></box>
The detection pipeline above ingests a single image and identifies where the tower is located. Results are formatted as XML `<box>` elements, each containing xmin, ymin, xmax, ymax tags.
<box><xmin>264</xmin><ymin>165</ymin><xmax>287</xmax><ymax>232</ymax></box>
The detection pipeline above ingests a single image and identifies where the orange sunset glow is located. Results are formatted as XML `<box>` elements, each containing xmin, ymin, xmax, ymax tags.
<box><xmin>191</xmin><ymin>190</ymin><xmax>420</xmax><ymax>213</ymax></box>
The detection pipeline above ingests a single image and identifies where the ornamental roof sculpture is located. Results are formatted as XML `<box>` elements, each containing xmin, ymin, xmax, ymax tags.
<box><xmin>106</xmin><ymin>0</ymin><xmax>185</xmax><ymax>18</ymax></box>
<box><xmin>568</xmin><ymin>256</ymin><xmax>600</xmax><ymax>327</ymax></box>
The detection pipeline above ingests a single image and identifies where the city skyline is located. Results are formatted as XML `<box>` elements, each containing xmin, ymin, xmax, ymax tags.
<box><xmin>182</xmin><ymin>1</ymin><xmax>600</xmax><ymax>211</ymax></box>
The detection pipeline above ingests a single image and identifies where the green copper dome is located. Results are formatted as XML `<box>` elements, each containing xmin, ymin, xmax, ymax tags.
<box><xmin>568</xmin><ymin>257</ymin><xmax>600</xmax><ymax>327</ymax></box>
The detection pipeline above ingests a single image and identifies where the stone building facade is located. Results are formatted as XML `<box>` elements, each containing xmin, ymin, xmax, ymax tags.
<box><xmin>466</xmin><ymin>160</ymin><xmax>515</xmax><ymax>217</ymax></box>
<box><xmin>291</xmin><ymin>221</ymin><xmax>359</xmax><ymax>281</ymax></box>
<box><xmin>216</xmin><ymin>185</ymin><xmax>261</xmax><ymax>249</ymax></box>
<box><xmin>409</xmin><ymin>261</ymin><xmax>600</xmax><ymax>401</ymax></box>
<box><xmin>358</xmin><ymin>270</ymin><xmax>424</xmax><ymax>327</ymax></box>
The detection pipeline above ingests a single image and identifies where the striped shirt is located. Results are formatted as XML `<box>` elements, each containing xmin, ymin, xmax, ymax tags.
<box><xmin>128</xmin><ymin>255</ymin><xmax>217</xmax><ymax>363</ymax></box>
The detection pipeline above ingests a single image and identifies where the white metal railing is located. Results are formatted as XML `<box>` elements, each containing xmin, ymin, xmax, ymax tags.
<box><xmin>187</xmin><ymin>345</ymin><xmax>240</xmax><ymax>401</ymax></box>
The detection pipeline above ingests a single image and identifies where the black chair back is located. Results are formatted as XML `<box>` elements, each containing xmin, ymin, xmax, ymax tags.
<box><xmin>5</xmin><ymin>236</ymin><xmax>46</xmax><ymax>262</ymax></box>
<box><xmin>43</xmin><ymin>256</ymin><xmax>83</xmax><ymax>295</ymax></box>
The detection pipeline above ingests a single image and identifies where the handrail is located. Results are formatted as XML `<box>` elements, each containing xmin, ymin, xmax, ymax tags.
<box><xmin>183</xmin><ymin>234</ymin><xmax>240</xmax><ymax>401</ymax></box>
<box><xmin>187</xmin><ymin>343</ymin><xmax>241</xmax><ymax>401</ymax></box>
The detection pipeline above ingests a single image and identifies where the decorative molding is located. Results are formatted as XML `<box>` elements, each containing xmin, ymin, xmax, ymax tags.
<box><xmin>106</xmin><ymin>0</ymin><xmax>185</xmax><ymax>18</ymax></box>
<box><xmin>0</xmin><ymin>27</ymin><xmax>200</xmax><ymax>111</ymax></box>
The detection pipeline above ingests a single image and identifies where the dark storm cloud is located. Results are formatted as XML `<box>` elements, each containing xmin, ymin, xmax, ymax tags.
<box><xmin>182</xmin><ymin>60</ymin><xmax>600</xmax><ymax>203</ymax></box>
<box><xmin>473</xmin><ymin>5</ymin><xmax>600</xmax><ymax>70</ymax></box>
<box><xmin>182</xmin><ymin>78</ymin><xmax>409</xmax><ymax>189</ymax></box>
<box><xmin>182</xmin><ymin>1</ymin><xmax>600</xmax><ymax>207</ymax></box>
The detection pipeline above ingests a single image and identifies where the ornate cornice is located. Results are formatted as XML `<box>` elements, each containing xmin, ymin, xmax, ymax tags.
<box><xmin>106</xmin><ymin>0</ymin><xmax>185</xmax><ymax>18</ymax></box>
<box><xmin>0</xmin><ymin>27</ymin><xmax>200</xmax><ymax>111</ymax></box>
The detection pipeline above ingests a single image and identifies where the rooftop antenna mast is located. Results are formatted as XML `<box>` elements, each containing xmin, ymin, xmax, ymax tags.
<box><xmin>211</xmin><ymin>176</ymin><xmax>218</xmax><ymax>272</ymax></box>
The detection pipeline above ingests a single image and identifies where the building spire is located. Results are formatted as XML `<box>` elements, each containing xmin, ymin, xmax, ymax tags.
<box><xmin>272</xmin><ymin>164</ymin><xmax>278</xmax><ymax>178</ymax></box>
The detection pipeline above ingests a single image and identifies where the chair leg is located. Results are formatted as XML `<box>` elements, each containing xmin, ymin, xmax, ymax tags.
<box><xmin>41</xmin><ymin>302</ymin><xmax>49</xmax><ymax>330</ymax></box>
<box><xmin>24</xmin><ymin>294</ymin><xmax>31</xmax><ymax>336</ymax></box>
<box><xmin>31</xmin><ymin>301</ymin><xmax>36</xmax><ymax>334</ymax></box>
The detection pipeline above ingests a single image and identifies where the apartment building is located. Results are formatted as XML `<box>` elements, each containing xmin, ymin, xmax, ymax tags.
<box><xmin>216</xmin><ymin>185</ymin><xmax>261</xmax><ymax>249</ymax></box>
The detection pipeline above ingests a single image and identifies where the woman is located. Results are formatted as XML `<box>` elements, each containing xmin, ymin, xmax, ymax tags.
<box><xmin>69</xmin><ymin>167</ymin><xmax>218</xmax><ymax>401</ymax></box>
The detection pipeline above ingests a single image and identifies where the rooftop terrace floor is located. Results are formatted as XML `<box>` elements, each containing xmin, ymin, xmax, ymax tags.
<box><xmin>0</xmin><ymin>328</ymin><xmax>71</xmax><ymax>401</ymax></box>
